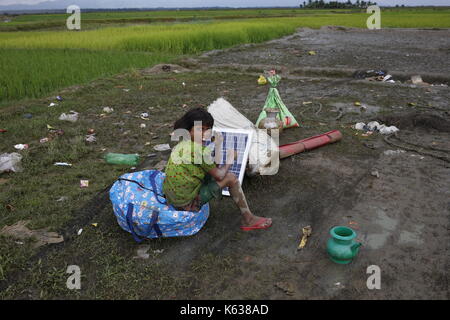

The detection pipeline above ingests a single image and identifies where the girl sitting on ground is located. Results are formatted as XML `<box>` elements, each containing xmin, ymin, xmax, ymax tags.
<box><xmin>163</xmin><ymin>108</ymin><xmax>272</xmax><ymax>231</ymax></box>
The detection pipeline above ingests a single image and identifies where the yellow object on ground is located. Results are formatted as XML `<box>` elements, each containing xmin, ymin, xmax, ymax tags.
<box><xmin>298</xmin><ymin>226</ymin><xmax>312</xmax><ymax>250</ymax></box>
<box><xmin>258</xmin><ymin>75</ymin><xmax>267</xmax><ymax>85</ymax></box>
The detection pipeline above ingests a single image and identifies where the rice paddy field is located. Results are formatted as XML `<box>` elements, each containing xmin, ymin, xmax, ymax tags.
<box><xmin>0</xmin><ymin>8</ymin><xmax>449</xmax><ymax>105</ymax></box>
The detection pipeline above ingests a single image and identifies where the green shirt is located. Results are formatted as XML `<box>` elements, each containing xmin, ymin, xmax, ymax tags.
<box><xmin>163</xmin><ymin>140</ymin><xmax>216</xmax><ymax>207</ymax></box>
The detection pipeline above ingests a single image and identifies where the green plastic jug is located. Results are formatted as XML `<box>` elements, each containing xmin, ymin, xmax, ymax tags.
<box><xmin>105</xmin><ymin>153</ymin><xmax>140</xmax><ymax>166</ymax></box>
<box><xmin>327</xmin><ymin>226</ymin><xmax>362</xmax><ymax>264</ymax></box>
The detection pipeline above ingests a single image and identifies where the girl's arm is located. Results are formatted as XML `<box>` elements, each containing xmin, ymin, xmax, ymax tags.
<box><xmin>208</xmin><ymin>150</ymin><xmax>236</xmax><ymax>181</ymax></box>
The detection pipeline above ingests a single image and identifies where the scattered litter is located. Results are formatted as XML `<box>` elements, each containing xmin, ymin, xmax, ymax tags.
<box><xmin>370</xmin><ymin>170</ymin><xmax>380</xmax><ymax>178</ymax></box>
<box><xmin>257</xmin><ymin>75</ymin><xmax>267</xmax><ymax>85</ymax></box>
<box><xmin>102</xmin><ymin>107</ymin><xmax>114</xmax><ymax>113</ymax></box>
<box><xmin>48</xmin><ymin>102</ymin><xmax>58</xmax><ymax>107</ymax></box>
<box><xmin>14</xmin><ymin>144</ymin><xmax>29</xmax><ymax>150</ymax></box>
<box><xmin>354</xmin><ymin>101</ymin><xmax>361</xmax><ymax>107</ymax></box>
<box><xmin>153</xmin><ymin>144</ymin><xmax>171</xmax><ymax>152</ymax></box>
<box><xmin>77</xmin><ymin>228</ymin><xmax>83</xmax><ymax>236</ymax></box>
<box><xmin>182</xmin><ymin>82</ymin><xmax>186</xmax><ymax>87</ymax></box>
<box><xmin>153</xmin><ymin>249</ymin><xmax>164</xmax><ymax>254</ymax></box>
<box><xmin>353</xmin><ymin>69</ymin><xmax>387</xmax><ymax>80</ymax></box>
<box><xmin>39</xmin><ymin>137</ymin><xmax>50</xmax><ymax>144</ymax></box>
<box><xmin>379</xmin><ymin>125</ymin><xmax>399</xmax><ymax>134</ymax></box>
<box><xmin>85</xmin><ymin>134</ymin><xmax>97</xmax><ymax>143</ymax></box>
<box><xmin>383</xmin><ymin>149</ymin><xmax>406</xmax><ymax>156</ymax></box>
<box><xmin>354</xmin><ymin>122</ymin><xmax>365</xmax><ymax>130</ymax></box>
<box><xmin>91</xmin><ymin>223</ymin><xmax>98</xmax><ymax>228</ymax></box>
<box><xmin>411</xmin><ymin>75</ymin><xmax>429</xmax><ymax>86</ymax></box>
<box><xmin>58</xmin><ymin>111</ymin><xmax>79</xmax><ymax>123</ymax></box>
<box><xmin>354</xmin><ymin>122</ymin><xmax>399</xmax><ymax>135</ymax></box>
<box><xmin>123</xmin><ymin>89</ymin><xmax>130</xmax><ymax>92</ymax></box>
<box><xmin>367</xmin><ymin>121</ymin><xmax>380</xmax><ymax>131</ymax></box>
<box><xmin>0</xmin><ymin>153</ymin><xmax>23</xmax><ymax>173</ymax></box>
<box><xmin>275</xmin><ymin>282</ymin><xmax>295</xmax><ymax>296</ymax></box>
<box><xmin>308</xmin><ymin>50</ymin><xmax>317</xmax><ymax>56</ymax></box>
<box><xmin>80</xmin><ymin>180</ymin><xmax>89</xmax><ymax>188</ymax></box>
<box><xmin>302</xmin><ymin>101</ymin><xmax>312</xmax><ymax>105</ymax></box>
<box><xmin>134</xmin><ymin>245</ymin><xmax>150</xmax><ymax>259</ymax></box>
<box><xmin>105</xmin><ymin>153</ymin><xmax>140</xmax><ymax>166</ymax></box>
<box><xmin>140</xmin><ymin>112</ymin><xmax>150</xmax><ymax>120</ymax></box>
<box><xmin>297</xmin><ymin>225</ymin><xmax>312</xmax><ymax>250</ymax></box>
<box><xmin>54</xmin><ymin>162</ymin><xmax>72</xmax><ymax>167</ymax></box>
<box><xmin>56</xmin><ymin>196</ymin><xmax>68</xmax><ymax>202</ymax></box>
<box><xmin>334</xmin><ymin>282</ymin><xmax>345</xmax><ymax>289</ymax></box>
<box><xmin>87</xmin><ymin>128</ymin><xmax>95</xmax><ymax>134</ymax></box>
<box><xmin>23</xmin><ymin>113</ymin><xmax>33</xmax><ymax>119</ymax></box>
<box><xmin>410</xmin><ymin>154</ymin><xmax>425</xmax><ymax>160</ymax></box>
<box><xmin>140</xmin><ymin>124</ymin><xmax>147</xmax><ymax>129</ymax></box>
<box><xmin>0</xmin><ymin>129</ymin><xmax>7</xmax><ymax>133</ymax></box>
<box><xmin>56</xmin><ymin>95</ymin><xmax>63</xmax><ymax>101</ymax></box>
<box><xmin>147</xmin><ymin>153</ymin><xmax>157</xmax><ymax>158</ymax></box>
<box><xmin>0</xmin><ymin>220</ymin><xmax>64</xmax><ymax>248</ymax></box>
<box><xmin>407</xmin><ymin>102</ymin><xmax>417</xmax><ymax>107</ymax></box>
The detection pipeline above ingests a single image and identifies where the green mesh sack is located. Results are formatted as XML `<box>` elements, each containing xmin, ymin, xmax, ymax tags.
<box><xmin>255</xmin><ymin>74</ymin><xmax>299</xmax><ymax>129</ymax></box>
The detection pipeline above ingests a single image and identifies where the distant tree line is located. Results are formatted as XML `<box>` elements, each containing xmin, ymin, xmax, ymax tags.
<box><xmin>299</xmin><ymin>0</ymin><xmax>378</xmax><ymax>9</ymax></box>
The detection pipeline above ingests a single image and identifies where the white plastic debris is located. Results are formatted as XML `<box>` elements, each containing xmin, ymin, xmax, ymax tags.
<box><xmin>102</xmin><ymin>107</ymin><xmax>114</xmax><ymax>113</ymax></box>
<box><xmin>367</xmin><ymin>121</ymin><xmax>380</xmax><ymax>131</ymax></box>
<box><xmin>48</xmin><ymin>102</ymin><xmax>58</xmax><ymax>107</ymax></box>
<box><xmin>85</xmin><ymin>134</ymin><xmax>97</xmax><ymax>143</ymax></box>
<box><xmin>59</xmin><ymin>111</ymin><xmax>79</xmax><ymax>123</ymax></box>
<box><xmin>383</xmin><ymin>149</ymin><xmax>406</xmax><ymax>156</ymax></box>
<box><xmin>379</xmin><ymin>125</ymin><xmax>399</xmax><ymax>135</ymax></box>
<box><xmin>14</xmin><ymin>144</ymin><xmax>29</xmax><ymax>150</ymax></box>
<box><xmin>77</xmin><ymin>228</ymin><xmax>83</xmax><ymax>236</ymax></box>
<box><xmin>0</xmin><ymin>152</ymin><xmax>23</xmax><ymax>173</ymax></box>
<box><xmin>54</xmin><ymin>162</ymin><xmax>72</xmax><ymax>167</ymax></box>
<box><xmin>153</xmin><ymin>144</ymin><xmax>171</xmax><ymax>152</ymax></box>
<box><xmin>354</xmin><ymin>122</ymin><xmax>366</xmax><ymax>130</ymax></box>
<box><xmin>140</xmin><ymin>124</ymin><xmax>147</xmax><ymax>129</ymax></box>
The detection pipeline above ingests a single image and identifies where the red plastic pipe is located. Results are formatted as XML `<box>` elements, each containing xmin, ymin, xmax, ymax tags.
<box><xmin>279</xmin><ymin>130</ymin><xmax>342</xmax><ymax>159</ymax></box>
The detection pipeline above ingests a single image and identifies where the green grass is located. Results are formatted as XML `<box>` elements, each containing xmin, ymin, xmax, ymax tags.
<box><xmin>0</xmin><ymin>48</ymin><xmax>172</xmax><ymax>102</ymax></box>
<box><xmin>1</xmin><ymin>9</ymin><xmax>449</xmax><ymax>103</ymax></box>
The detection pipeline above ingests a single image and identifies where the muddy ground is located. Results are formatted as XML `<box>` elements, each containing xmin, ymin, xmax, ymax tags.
<box><xmin>1</xmin><ymin>26</ymin><xmax>449</xmax><ymax>300</ymax></box>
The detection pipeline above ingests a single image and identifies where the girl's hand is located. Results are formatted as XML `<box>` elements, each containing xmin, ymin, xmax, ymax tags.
<box><xmin>226</xmin><ymin>149</ymin><xmax>237</xmax><ymax>164</ymax></box>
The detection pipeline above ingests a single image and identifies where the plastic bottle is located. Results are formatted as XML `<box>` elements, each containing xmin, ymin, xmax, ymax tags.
<box><xmin>105</xmin><ymin>153</ymin><xmax>140</xmax><ymax>166</ymax></box>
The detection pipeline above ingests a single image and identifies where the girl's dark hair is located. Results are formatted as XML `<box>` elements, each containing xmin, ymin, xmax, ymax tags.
<box><xmin>174</xmin><ymin>107</ymin><xmax>214</xmax><ymax>131</ymax></box>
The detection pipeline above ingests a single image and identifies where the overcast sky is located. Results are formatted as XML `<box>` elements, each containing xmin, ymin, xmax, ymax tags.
<box><xmin>0</xmin><ymin>0</ymin><xmax>448</xmax><ymax>7</ymax></box>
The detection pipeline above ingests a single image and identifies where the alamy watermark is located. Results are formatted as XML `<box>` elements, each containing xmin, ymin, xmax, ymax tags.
<box><xmin>170</xmin><ymin>121</ymin><xmax>280</xmax><ymax>175</ymax></box>
<box><xmin>66</xmin><ymin>5</ymin><xmax>81</xmax><ymax>30</ymax></box>
<box><xmin>366</xmin><ymin>5</ymin><xmax>381</xmax><ymax>30</ymax></box>
<box><xmin>66</xmin><ymin>265</ymin><xmax>81</xmax><ymax>290</ymax></box>
<box><xmin>366</xmin><ymin>265</ymin><xmax>381</xmax><ymax>289</ymax></box>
